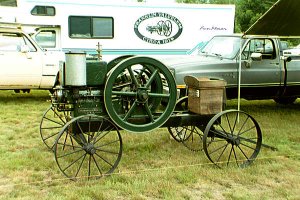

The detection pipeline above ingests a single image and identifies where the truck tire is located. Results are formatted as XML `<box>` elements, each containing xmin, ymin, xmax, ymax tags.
<box><xmin>273</xmin><ymin>97</ymin><xmax>297</xmax><ymax>104</ymax></box>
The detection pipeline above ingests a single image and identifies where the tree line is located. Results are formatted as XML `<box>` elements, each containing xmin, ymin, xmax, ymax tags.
<box><xmin>177</xmin><ymin>0</ymin><xmax>278</xmax><ymax>33</ymax></box>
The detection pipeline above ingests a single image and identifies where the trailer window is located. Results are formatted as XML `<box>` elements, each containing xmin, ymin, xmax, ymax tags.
<box><xmin>31</xmin><ymin>6</ymin><xmax>55</xmax><ymax>16</ymax></box>
<box><xmin>69</xmin><ymin>16</ymin><xmax>113</xmax><ymax>39</ymax></box>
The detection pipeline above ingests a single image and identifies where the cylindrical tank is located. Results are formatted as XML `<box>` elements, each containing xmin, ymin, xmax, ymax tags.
<box><xmin>65</xmin><ymin>52</ymin><xmax>86</xmax><ymax>86</ymax></box>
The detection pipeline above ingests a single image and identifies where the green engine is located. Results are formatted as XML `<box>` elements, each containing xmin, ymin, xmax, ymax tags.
<box><xmin>52</xmin><ymin>52</ymin><xmax>108</xmax><ymax>117</ymax></box>
<box><xmin>51</xmin><ymin>53</ymin><xmax>177</xmax><ymax>133</ymax></box>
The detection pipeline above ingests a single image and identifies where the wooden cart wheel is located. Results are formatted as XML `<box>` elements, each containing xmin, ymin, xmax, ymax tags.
<box><xmin>104</xmin><ymin>56</ymin><xmax>177</xmax><ymax>133</ymax></box>
<box><xmin>40</xmin><ymin>105</ymin><xmax>71</xmax><ymax>150</ymax></box>
<box><xmin>203</xmin><ymin>110</ymin><xmax>262</xmax><ymax>168</ymax></box>
<box><xmin>54</xmin><ymin>114</ymin><xmax>122</xmax><ymax>180</ymax></box>
<box><xmin>168</xmin><ymin>125</ymin><xmax>204</xmax><ymax>152</ymax></box>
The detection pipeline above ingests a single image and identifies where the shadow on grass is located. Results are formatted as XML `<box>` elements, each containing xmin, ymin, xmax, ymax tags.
<box><xmin>226</xmin><ymin>99</ymin><xmax>300</xmax><ymax>114</ymax></box>
<box><xmin>0</xmin><ymin>90</ymin><xmax>51</xmax><ymax>104</ymax></box>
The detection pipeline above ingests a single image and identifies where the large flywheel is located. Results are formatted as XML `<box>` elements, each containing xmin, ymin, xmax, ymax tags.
<box><xmin>104</xmin><ymin>56</ymin><xmax>177</xmax><ymax>132</ymax></box>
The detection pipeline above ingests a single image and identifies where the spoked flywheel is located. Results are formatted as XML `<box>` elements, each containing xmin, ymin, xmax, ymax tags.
<box><xmin>203</xmin><ymin>110</ymin><xmax>262</xmax><ymax>168</ymax></box>
<box><xmin>104</xmin><ymin>56</ymin><xmax>177</xmax><ymax>133</ymax></box>
<box><xmin>54</xmin><ymin>114</ymin><xmax>122</xmax><ymax>180</ymax></box>
<box><xmin>40</xmin><ymin>105</ymin><xmax>71</xmax><ymax>150</ymax></box>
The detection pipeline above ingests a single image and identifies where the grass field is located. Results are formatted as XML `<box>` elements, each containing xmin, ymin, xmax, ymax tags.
<box><xmin>0</xmin><ymin>90</ymin><xmax>299</xmax><ymax>200</ymax></box>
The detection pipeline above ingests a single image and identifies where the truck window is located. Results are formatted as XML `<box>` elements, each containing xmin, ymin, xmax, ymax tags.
<box><xmin>0</xmin><ymin>33</ymin><xmax>36</xmax><ymax>52</ymax></box>
<box><xmin>242</xmin><ymin>39</ymin><xmax>275</xmax><ymax>60</ymax></box>
<box><xmin>200</xmin><ymin>36</ymin><xmax>240</xmax><ymax>59</ymax></box>
<box><xmin>34</xmin><ymin>30</ymin><xmax>56</xmax><ymax>48</ymax></box>
<box><xmin>69</xmin><ymin>16</ymin><xmax>114</xmax><ymax>39</ymax></box>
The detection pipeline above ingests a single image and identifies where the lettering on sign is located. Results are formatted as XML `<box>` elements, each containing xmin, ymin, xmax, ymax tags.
<box><xmin>199</xmin><ymin>26</ymin><xmax>228</xmax><ymax>31</ymax></box>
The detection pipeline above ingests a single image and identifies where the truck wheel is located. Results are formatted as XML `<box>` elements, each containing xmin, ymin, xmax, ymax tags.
<box><xmin>273</xmin><ymin>97</ymin><xmax>297</xmax><ymax>104</ymax></box>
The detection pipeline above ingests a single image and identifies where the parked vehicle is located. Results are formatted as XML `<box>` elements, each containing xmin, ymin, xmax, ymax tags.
<box><xmin>0</xmin><ymin>0</ymin><xmax>235</xmax><ymax>61</ymax></box>
<box><xmin>161</xmin><ymin>34</ymin><xmax>300</xmax><ymax>104</ymax></box>
<box><xmin>283</xmin><ymin>44</ymin><xmax>300</xmax><ymax>56</ymax></box>
<box><xmin>0</xmin><ymin>23</ymin><xmax>62</xmax><ymax>92</ymax></box>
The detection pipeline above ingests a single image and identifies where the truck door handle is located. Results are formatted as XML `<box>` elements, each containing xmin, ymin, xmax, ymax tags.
<box><xmin>270</xmin><ymin>62</ymin><xmax>279</xmax><ymax>65</ymax></box>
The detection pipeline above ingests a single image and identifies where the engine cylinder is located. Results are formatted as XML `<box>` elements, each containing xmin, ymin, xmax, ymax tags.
<box><xmin>65</xmin><ymin>52</ymin><xmax>86</xmax><ymax>86</ymax></box>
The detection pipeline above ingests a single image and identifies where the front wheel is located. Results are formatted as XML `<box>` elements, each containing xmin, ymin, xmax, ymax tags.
<box><xmin>54</xmin><ymin>114</ymin><xmax>122</xmax><ymax>180</ymax></box>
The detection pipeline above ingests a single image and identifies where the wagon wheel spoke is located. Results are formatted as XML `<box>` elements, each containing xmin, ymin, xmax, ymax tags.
<box><xmin>54</xmin><ymin>115</ymin><xmax>122</xmax><ymax>180</ymax></box>
<box><xmin>203</xmin><ymin>110</ymin><xmax>262</xmax><ymax>168</ymax></box>
<box><xmin>168</xmin><ymin>126</ymin><xmax>204</xmax><ymax>151</ymax></box>
<box><xmin>144</xmin><ymin>102</ymin><xmax>154</xmax><ymax>122</ymax></box>
<box><xmin>92</xmin><ymin>154</ymin><xmax>103</xmax><ymax>176</ymax></box>
<box><xmin>144</xmin><ymin>69</ymin><xmax>158</xmax><ymax>88</ymax></box>
<box><xmin>112</xmin><ymin>81</ymin><xmax>132</xmax><ymax>90</ymax></box>
<box><xmin>40</xmin><ymin>105</ymin><xmax>70</xmax><ymax>150</ymax></box>
<box><xmin>123</xmin><ymin>100</ymin><xmax>138</xmax><ymax>121</ymax></box>
<box><xmin>112</xmin><ymin>91</ymin><xmax>136</xmax><ymax>97</ymax></box>
<box><xmin>181</xmin><ymin>126</ymin><xmax>204</xmax><ymax>152</ymax></box>
<box><xmin>148</xmin><ymin>92</ymin><xmax>170</xmax><ymax>98</ymax></box>
<box><xmin>127</xmin><ymin>66</ymin><xmax>140</xmax><ymax>87</ymax></box>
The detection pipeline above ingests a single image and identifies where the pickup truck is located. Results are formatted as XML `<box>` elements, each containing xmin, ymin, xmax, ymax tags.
<box><xmin>162</xmin><ymin>34</ymin><xmax>300</xmax><ymax>104</ymax></box>
<box><xmin>0</xmin><ymin>25</ymin><xmax>62</xmax><ymax>93</ymax></box>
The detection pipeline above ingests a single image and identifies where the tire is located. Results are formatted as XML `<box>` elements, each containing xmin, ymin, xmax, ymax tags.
<box><xmin>273</xmin><ymin>97</ymin><xmax>297</xmax><ymax>104</ymax></box>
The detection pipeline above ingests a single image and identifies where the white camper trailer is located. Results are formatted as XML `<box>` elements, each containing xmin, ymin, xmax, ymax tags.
<box><xmin>1</xmin><ymin>0</ymin><xmax>235</xmax><ymax>61</ymax></box>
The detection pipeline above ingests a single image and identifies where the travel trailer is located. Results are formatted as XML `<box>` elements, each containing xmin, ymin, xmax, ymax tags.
<box><xmin>0</xmin><ymin>0</ymin><xmax>235</xmax><ymax>61</ymax></box>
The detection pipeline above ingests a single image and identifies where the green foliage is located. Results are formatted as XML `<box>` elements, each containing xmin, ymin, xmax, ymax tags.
<box><xmin>177</xmin><ymin>0</ymin><xmax>278</xmax><ymax>33</ymax></box>
<box><xmin>0</xmin><ymin>0</ymin><xmax>16</xmax><ymax>6</ymax></box>
<box><xmin>235</xmin><ymin>0</ymin><xmax>277</xmax><ymax>32</ymax></box>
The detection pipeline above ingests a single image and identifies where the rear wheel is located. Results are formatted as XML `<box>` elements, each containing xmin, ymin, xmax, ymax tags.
<box><xmin>203</xmin><ymin>110</ymin><xmax>262</xmax><ymax>168</ymax></box>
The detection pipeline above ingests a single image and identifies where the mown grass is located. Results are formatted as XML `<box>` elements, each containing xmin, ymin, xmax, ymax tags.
<box><xmin>0</xmin><ymin>90</ymin><xmax>299</xmax><ymax>199</ymax></box>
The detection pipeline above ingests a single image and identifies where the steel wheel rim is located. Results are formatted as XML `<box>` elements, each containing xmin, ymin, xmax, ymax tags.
<box><xmin>54</xmin><ymin>114</ymin><xmax>122</xmax><ymax>180</ymax></box>
<box><xmin>203</xmin><ymin>110</ymin><xmax>262</xmax><ymax>168</ymax></box>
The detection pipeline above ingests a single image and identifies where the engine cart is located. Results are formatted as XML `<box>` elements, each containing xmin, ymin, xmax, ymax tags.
<box><xmin>40</xmin><ymin>53</ymin><xmax>262</xmax><ymax>180</ymax></box>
